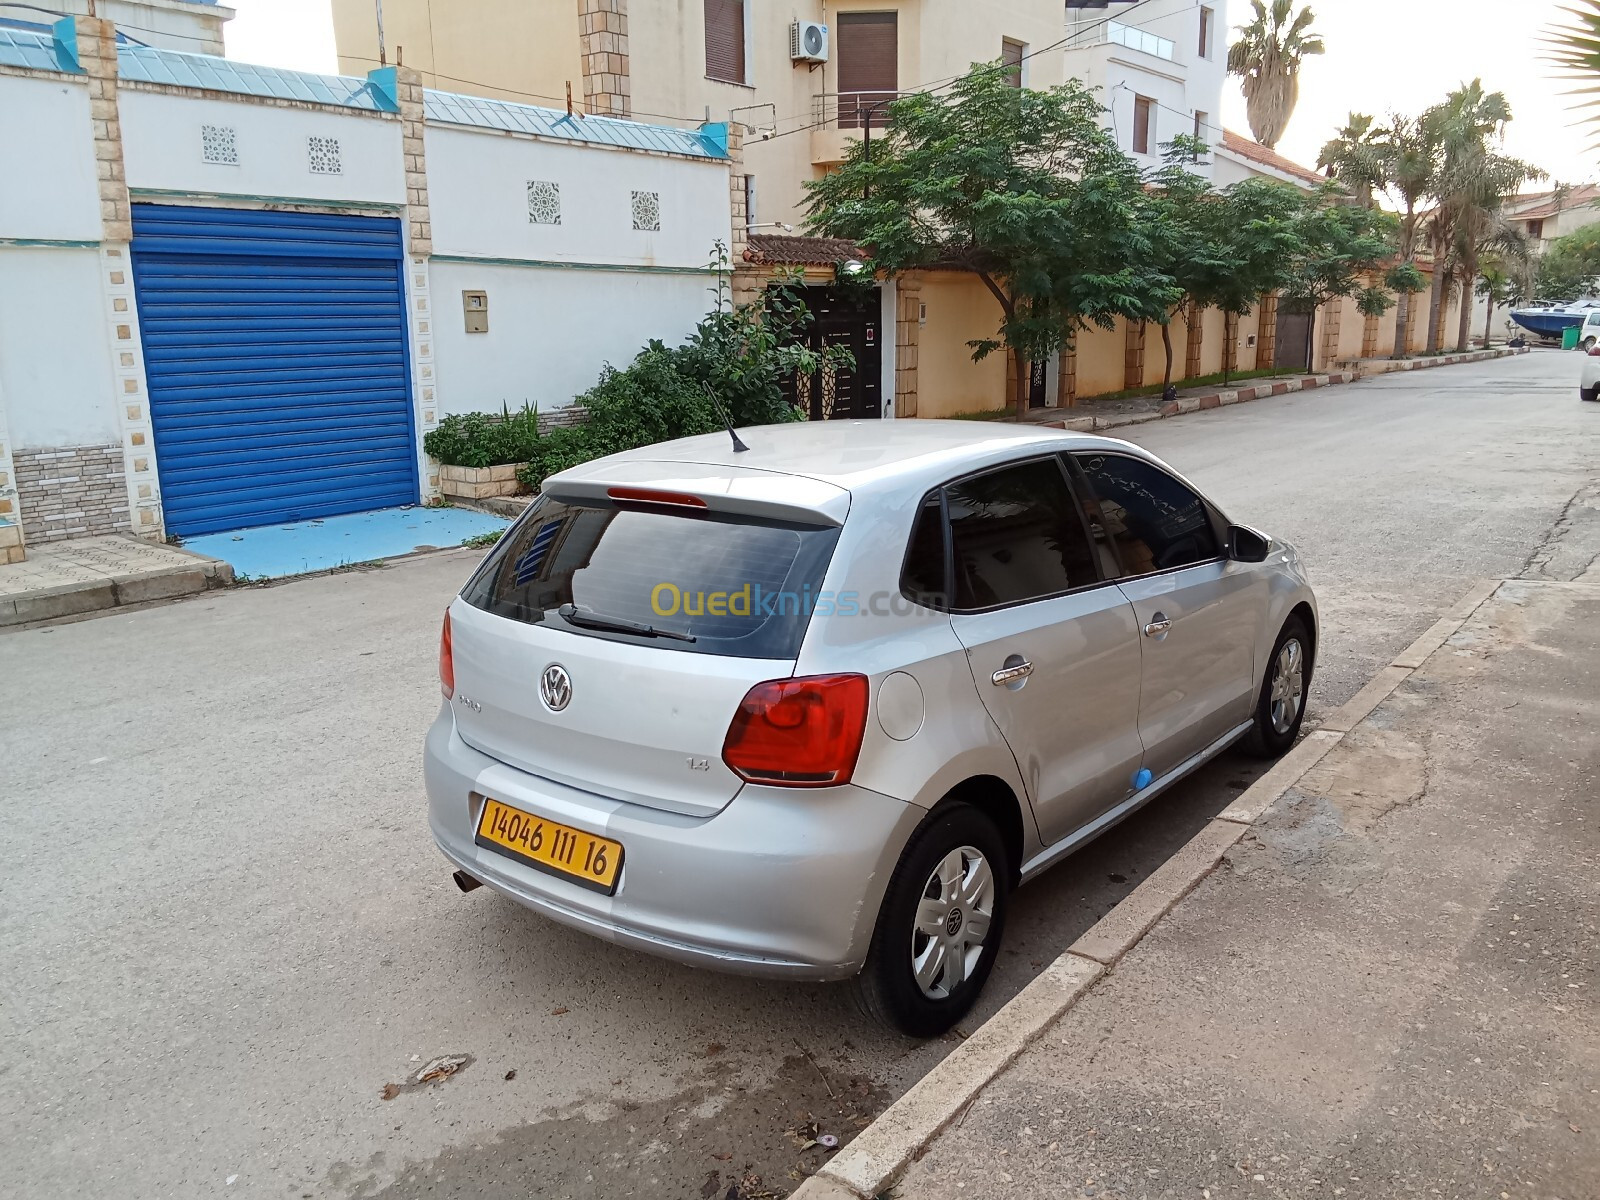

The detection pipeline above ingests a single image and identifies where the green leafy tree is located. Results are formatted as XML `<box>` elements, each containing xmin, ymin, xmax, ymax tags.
<box><xmin>1536</xmin><ymin>220</ymin><xmax>1600</xmax><ymax>298</ymax></box>
<box><xmin>804</xmin><ymin>63</ymin><xmax>1174</xmax><ymax>419</ymax></box>
<box><xmin>1279</xmin><ymin>186</ymin><xmax>1396</xmax><ymax>370</ymax></box>
<box><xmin>1144</xmin><ymin>138</ymin><xmax>1307</xmax><ymax>389</ymax></box>
<box><xmin>1228</xmin><ymin>0</ymin><xmax>1326</xmax><ymax>149</ymax></box>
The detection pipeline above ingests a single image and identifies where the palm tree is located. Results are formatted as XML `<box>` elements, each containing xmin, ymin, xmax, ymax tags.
<box><xmin>1450</xmin><ymin>194</ymin><xmax>1539</xmax><ymax>351</ymax></box>
<box><xmin>1422</xmin><ymin>81</ymin><xmax>1515</xmax><ymax>353</ymax></box>
<box><xmin>1318</xmin><ymin>113</ymin><xmax>1385</xmax><ymax>206</ymax></box>
<box><xmin>1378</xmin><ymin>114</ymin><xmax>1442</xmax><ymax>357</ymax></box>
<box><xmin>1228</xmin><ymin>0</ymin><xmax>1326</xmax><ymax>149</ymax></box>
<box><xmin>1546</xmin><ymin>1</ymin><xmax>1600</xmax><ymax>145</ymax></box>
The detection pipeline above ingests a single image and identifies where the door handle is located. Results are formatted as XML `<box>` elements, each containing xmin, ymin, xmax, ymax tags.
<box><xmin>991</xmin><ymin>660</ymin><xmax>1034</xmax><ymax>686</ymax></box>
<box><xmin>1144</xmin><ymin>614</ymin><xmax>1172</xmax><ymax>638</ymax></box>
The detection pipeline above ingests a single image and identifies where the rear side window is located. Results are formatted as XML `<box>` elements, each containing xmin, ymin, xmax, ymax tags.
<box><xmin>900</xmin><ymin>493</ymin><xmax>948</xmax><ymax>607</ymax></box>
<box><xmin>944</xmin><ymin>458</ymin><xmax>1099</xmax><ymax>610</ymax></box>
<box><xmin>462</xmin><ymin>496</ymin><xmax>840</xmax><ymax>659</ymax></box>
<box><xmin>1073</xmin><ymin>452</ymin><xmax>1221</xmax><ymax>576</ymax></box>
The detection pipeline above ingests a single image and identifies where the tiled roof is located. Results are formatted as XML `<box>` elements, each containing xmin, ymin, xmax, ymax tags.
<box><xmin>1220</xmin><ymin>130</ymin><xmax>1325</xmax><ymax>186</ymax></box>
<box><xmin>0</xmin><ymin>25</ymin><xmax>74</xmax><ymax>71</ymax></box>
<box><xmin>117</xmin><ymin>43</ymin><xmax>392</xmax><ymax>109</ymax></box>
<box><xmin>0</xmin><ymin>27</ymin><xmax>726</xmax><ymax>158</ymax></box>
<box><xmin>423</xmin><ymin>90</ymin><xmax>726</xmax><ymax>159</ymax></box>
<box><xmin>744</xmin><ymin>234</ymin><xmax>864</xmax><ymax>265</ymax></box>
<box><xmin>1512</xmin><ymin>184</ymin><xmax>1600</xmax><ymax>221</ymax></box>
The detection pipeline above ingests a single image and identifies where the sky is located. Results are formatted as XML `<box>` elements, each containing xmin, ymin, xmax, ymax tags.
<box><xmin>225</xmin><ymin>0</ymin><xmax>1596</xmax><ymax>190</ymax></box>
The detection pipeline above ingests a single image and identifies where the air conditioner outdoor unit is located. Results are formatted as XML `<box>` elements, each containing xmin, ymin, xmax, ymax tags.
<box><xmin>791</xmin><ymin>21</ymin><xmax>829</xmax><ymax>63</ymax></box>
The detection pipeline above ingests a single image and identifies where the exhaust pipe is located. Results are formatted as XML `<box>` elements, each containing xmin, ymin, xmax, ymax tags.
<box><xmin>452</xmin><ymin>869</ymin><xmax>483</xmax><ymax>893</ymax></box>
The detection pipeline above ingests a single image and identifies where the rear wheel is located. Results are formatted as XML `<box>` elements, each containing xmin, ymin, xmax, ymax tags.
<box><xmin>1582</xmin><ymin>337</ymin><xmax>1596</xmax><ymax>353</ymax></box>
<box><xmin>1582</xmin><ymin>385</ymin><xmax>1600</xmax><ymax>403</ymax></box>
<box><xmin>1244</xmin><ymin>616</ymin><xmax>1312</xmax><ymax>758</ymax></box>
<box><xmin>853</xmin><ymin>802</ymin><xmax>1009</xmax><ymax>1038</ymax></box>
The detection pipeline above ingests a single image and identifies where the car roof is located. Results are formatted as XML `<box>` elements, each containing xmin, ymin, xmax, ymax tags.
<box><xmin>556</xmin><ymin>420</ymin><xmax>1144</xmax><ymax>493</ymax></box>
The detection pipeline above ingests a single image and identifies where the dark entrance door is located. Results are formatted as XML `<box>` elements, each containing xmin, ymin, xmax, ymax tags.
<box><xmin>1028</xmin><ymin>357</ymin><xmax>1049</xmax><ymax>409</ymax></box>
<box><xmin>1275</xmin><ymin>308</ymin><xmax>1314</xmax><ymax>371</ymax></box>
<box><xmin>786</xmin><ymin>286</ymin><xmax>883</xmax><ymax>420</ymax></box>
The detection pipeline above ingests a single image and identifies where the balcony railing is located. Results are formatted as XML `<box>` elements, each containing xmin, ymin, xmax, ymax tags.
<box><xmin>1064</xmin><ymin>19</ymin><xmax>1175</xmax><ymax>61</ymax></box>
<box><xmin>811</xmin><ymin>91</ymin><xmax>904</xmax><ymax>131</ymax></box>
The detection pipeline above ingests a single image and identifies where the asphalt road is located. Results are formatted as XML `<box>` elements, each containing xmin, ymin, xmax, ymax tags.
<box><xmin>2</xmin><ymin>350</ymin><xmax>1596</xmax><ymax>1200</ymax></box>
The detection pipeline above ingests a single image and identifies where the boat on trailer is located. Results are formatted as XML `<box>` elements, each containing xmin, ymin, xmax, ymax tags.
<box><xmin>1509</xmin><ymin>300</ymin><xmax>1600</xmax><ymax>341</ymax></box>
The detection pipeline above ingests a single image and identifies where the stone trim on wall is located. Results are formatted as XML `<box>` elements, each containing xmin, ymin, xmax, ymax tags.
<box><xmin>1256</xmin><ymin>294</ymin><xmax>1279</xmax><ymax>370</ymax></box>
<box><xmin>13</xmin><ymin>445</ymin><xmax>128</xmax><ymax>542</ymax></box>
<box><xmin>1124</xmin><ymin>321</ymin><xmax>1146</xmax><ymax>390</ymax></box>
<box><xmin>578</xmin><ymin>0</ymin><xmax>630</xmax><ymax>118</ymax></box>
<box><xmin>76</xmin><ymin>17</ymin><xmax>131</xmax><ymax>245</ymax></box>
<box><xmin>894</xmin><ymin>274</ymin><xmax>923</xmax><ymax>419</ymax></box>
<box><xmin>100</xmin><ymin>245</ymin><xmax>162</xmax><ymax>537</ymax></box>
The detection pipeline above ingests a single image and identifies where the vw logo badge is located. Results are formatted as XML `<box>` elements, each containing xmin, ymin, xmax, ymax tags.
<box><xmin>540</xmin><ymin>663</ymin><xmax>573</xmax><ymax>712</ymax></box>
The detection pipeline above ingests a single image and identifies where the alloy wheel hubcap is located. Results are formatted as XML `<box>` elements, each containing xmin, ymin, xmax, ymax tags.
<box><xmin>911</xmin><ymin>845</ymin><xmax>995</xmax><ymax>1000</ymax></box>
<box><xmin>1269</xmin><ymin>638</ymin><xmax>1305</xmax><ymax>735</ymax></box>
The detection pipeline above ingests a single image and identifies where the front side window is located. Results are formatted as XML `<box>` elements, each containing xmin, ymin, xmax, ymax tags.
<box><xmin>1073</xmin><ymin>453</ymin><xmax>1221</xmax><ymax>577</ymax></box>
<box><xmin>944</xmin><ymin>458</ymin><xmax>1098</xmax><ymax>611</ymax></box>
<box><xmin>463</xmin><ymin>495</ymin><xmax>839</xmax><ymax>658</ymax></box>
<box><xmin>1133</xmin><ymin>95</ymin><xmax>1155</xmax><ymax>155</ymax></box>
<box><xmin>704</xmin><ymin>0</ymin><xmax>747</xmax><ymax>84</ymax></box>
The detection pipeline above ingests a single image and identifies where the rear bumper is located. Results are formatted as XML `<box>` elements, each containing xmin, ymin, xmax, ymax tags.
<box><xmin>424</xmin><ymin>708</ymin><xmax>921</xmax><ymax>980</ymax></box>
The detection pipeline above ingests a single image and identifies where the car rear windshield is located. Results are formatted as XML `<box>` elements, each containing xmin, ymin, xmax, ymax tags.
<box><xmin>461</xmin><ymin>494</ymin><xmax>842</xmax><ymax>659</ymax></box>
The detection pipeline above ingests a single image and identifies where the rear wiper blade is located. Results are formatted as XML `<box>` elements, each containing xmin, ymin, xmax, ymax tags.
<box><xmin>557</xmin><ymin>603</ymin><xmax>697</xmax><ymax>642</ymax></box>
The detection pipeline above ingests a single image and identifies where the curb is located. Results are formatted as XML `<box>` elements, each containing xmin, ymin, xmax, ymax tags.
<box><xmin>793</xmin><ymin>577</ymin><xmax>1507</xmax><ymax>1200</ymax></box>
<box><xmin>1038</xmin><ymin>347</ymin><xmax>1529</xmax><ymax>435</ymax></box>
<box><xmin>0</xmin><ymin>557</ymin><xmax>230</xmax><ymax>628</ymax></box>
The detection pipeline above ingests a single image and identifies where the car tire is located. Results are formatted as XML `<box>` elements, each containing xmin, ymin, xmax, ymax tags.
<box><xmin>1243</xmin><ymin>615</ymin><xmax>1313</xmax><ymax>758</ymax></box>
<box><xmin>853</xmin><ymin>802</ymin><xmax>1010</xmax><ymax>1038</ymax></box>
<box><xmin>1583</xmin><ymin>338</ymin><xmax>1596</xmax><ymax>353</ymax></box>
<box><xmin>1582</xmin><ymin>385</ymin><xmax>1600</xmax><ymax>403</ymax></box>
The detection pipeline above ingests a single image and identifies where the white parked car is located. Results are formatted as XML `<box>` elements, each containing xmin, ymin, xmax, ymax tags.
<box><xmin>1582</xmin><ymin>338</ymin><xmax>1600</xmax><ymax>402</ymax></box>
<box><xmin>426</xmin><ymin>421</ymin><xmax>1318</xmax><ymax>1035</ymax></box>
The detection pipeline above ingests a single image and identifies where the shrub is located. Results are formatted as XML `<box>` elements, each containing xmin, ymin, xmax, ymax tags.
<box><xmin>423</xmin><ymin>404</ymin><xmax>542</xmax><ymax>469</ymax></box>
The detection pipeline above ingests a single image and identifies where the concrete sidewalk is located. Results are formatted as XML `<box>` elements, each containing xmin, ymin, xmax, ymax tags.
<box><xmin>1025</xmin><ymin>346</ymin><xmax>1530</xmax><ymax>435</ymax></box>
<box><xmin>0</xmin><ymin>534</ymin><xmax>231</xmax><ymax>627</ymax></box>
<box><xmin>887</xmin><ymin>578</ymin><xmax>1598</xmax><ymax>1199</ymax></box>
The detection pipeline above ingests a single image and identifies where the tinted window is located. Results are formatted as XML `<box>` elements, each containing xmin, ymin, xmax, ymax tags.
<box><xmin>945</xmin><ymin>458</ymin><xmax>1098</xmax><ymax>611</ymax></box>
<box><xmin>1073</xmin><ymin>453</ymin><xmax>1221</xmax><ymax>576</ymax></box>
<box><xmin>901</xmin><ymin>493</ymin><xmax>947</xmax><ymax>606</ymax></box>
<box><xmin>462</xmin><ymin>496</ymin><xmax>840</xmax><ymax>659</ymax></box>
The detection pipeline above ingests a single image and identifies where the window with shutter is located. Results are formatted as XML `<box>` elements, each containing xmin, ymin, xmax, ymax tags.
<box><xmin>1001</xmin><ymin>38</ymin><xmax>1025</xmax><ymax>87</ymax></box>
<box><xmin>837</xmin><ymin>12</ymin><xmax>897</xmax><ymax>129</ymax></box>
<box><xmin>704</xmin><ymin>0</ymin><xmax>746</xmax><ymax>84</ymax></box>
<box><xmin>1133</xmin><ymin>95</ymin><xmax>1154</xmax><ymax>155</ymax></box>
<box><xmin>1199</xmin><ymin>6</ymin><xmax>1214</xmax><ymax>58</ymax></box>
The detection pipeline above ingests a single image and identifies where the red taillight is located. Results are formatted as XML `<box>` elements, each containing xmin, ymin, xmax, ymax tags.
<box><xmin>439</xmin><ymin>610</ymin><xmax>455</xmax><ymax>699</ymax></box>
<box><xmin>722</xmin><ymin>674</ymin><xmax>869</xmax><ymax>788</ymax></box>
<box><xmin>607</xmin><ymin>486</ymin><xmax>707</xmax><ymax>508</ymax></box>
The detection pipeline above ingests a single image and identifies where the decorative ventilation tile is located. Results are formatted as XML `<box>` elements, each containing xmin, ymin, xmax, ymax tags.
<box><xmin>308</xmin><ymin>135</ymin><xmax>342</xmax><ymax>175</ymax></box>
<box><xmin>631</xmin><ymin>190</ymin><xmax>661</xmax><ymax>232</ymax></box>
<box><xmin>200</xmin><ymin>124</ymin><xmax>238</xmax><ymax>165</ymax></box>
<box><xmin>527</xmin><ymin>180</ymin><xmax>561</xmax><ymax>224</ymax></box>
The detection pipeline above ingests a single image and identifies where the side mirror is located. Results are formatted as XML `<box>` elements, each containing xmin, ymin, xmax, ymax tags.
<box><xmin>1228</xmin><ymin>524</ymin><xmax>1271</xmax><ymax>563</ymax></box>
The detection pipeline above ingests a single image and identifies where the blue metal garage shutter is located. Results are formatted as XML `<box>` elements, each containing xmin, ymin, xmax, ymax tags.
<box><xmin>131</xmin><ymin>204</ymin><xmax>417</xmax><ymax>536</ymax></box>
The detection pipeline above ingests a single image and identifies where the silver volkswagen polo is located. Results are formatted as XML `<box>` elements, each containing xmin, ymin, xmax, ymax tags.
<box><xmin>426</xmin><ymin>421</ymin><xmax>1316</xmax><ymax>1035</ymax></box>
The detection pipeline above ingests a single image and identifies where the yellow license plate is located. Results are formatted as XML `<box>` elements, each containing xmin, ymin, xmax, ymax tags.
<box><xmin>474</xmin><ymin>798</ymin><xmax>624</xmax><ymax>894</ymax></box>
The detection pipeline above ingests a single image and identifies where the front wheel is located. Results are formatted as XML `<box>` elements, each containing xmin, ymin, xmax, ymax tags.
<box><xmin>1582</xmin><ymin>338</ymin><xmax>1596</xmax><ymax>353</ymax></box>
<box><xmin>853</xmin><ymin>803</ymin><xmax>1009</xmax><ymax>1038</ymax></box>
<box><xmin>1243</xmin><ymin>616</ymin><xmax>1313</xmax><ymax>758</ymax></box>
<box><xmin>1582</xmin><ymin>384</ymin><xmax>1600</xmax><ymax>403</ymax></box>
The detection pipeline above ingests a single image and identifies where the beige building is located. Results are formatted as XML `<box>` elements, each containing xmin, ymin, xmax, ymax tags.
<box><xmin>332</xmin><ymin>0</ymin><xmax>1068</xmax><ymax>230</ymax></box>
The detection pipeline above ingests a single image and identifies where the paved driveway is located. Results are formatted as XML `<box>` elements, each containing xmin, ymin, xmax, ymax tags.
<box><xmin>1</xmin><ymin>350</ymin><xmax>1595</xmax><ymax>1200</ymax></box>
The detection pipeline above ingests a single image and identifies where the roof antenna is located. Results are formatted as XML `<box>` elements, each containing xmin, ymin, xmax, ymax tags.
<box><xmin>702</xmin><ymin>384</ymin><xmax>749</xmax><ymax>453</ymax></box>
